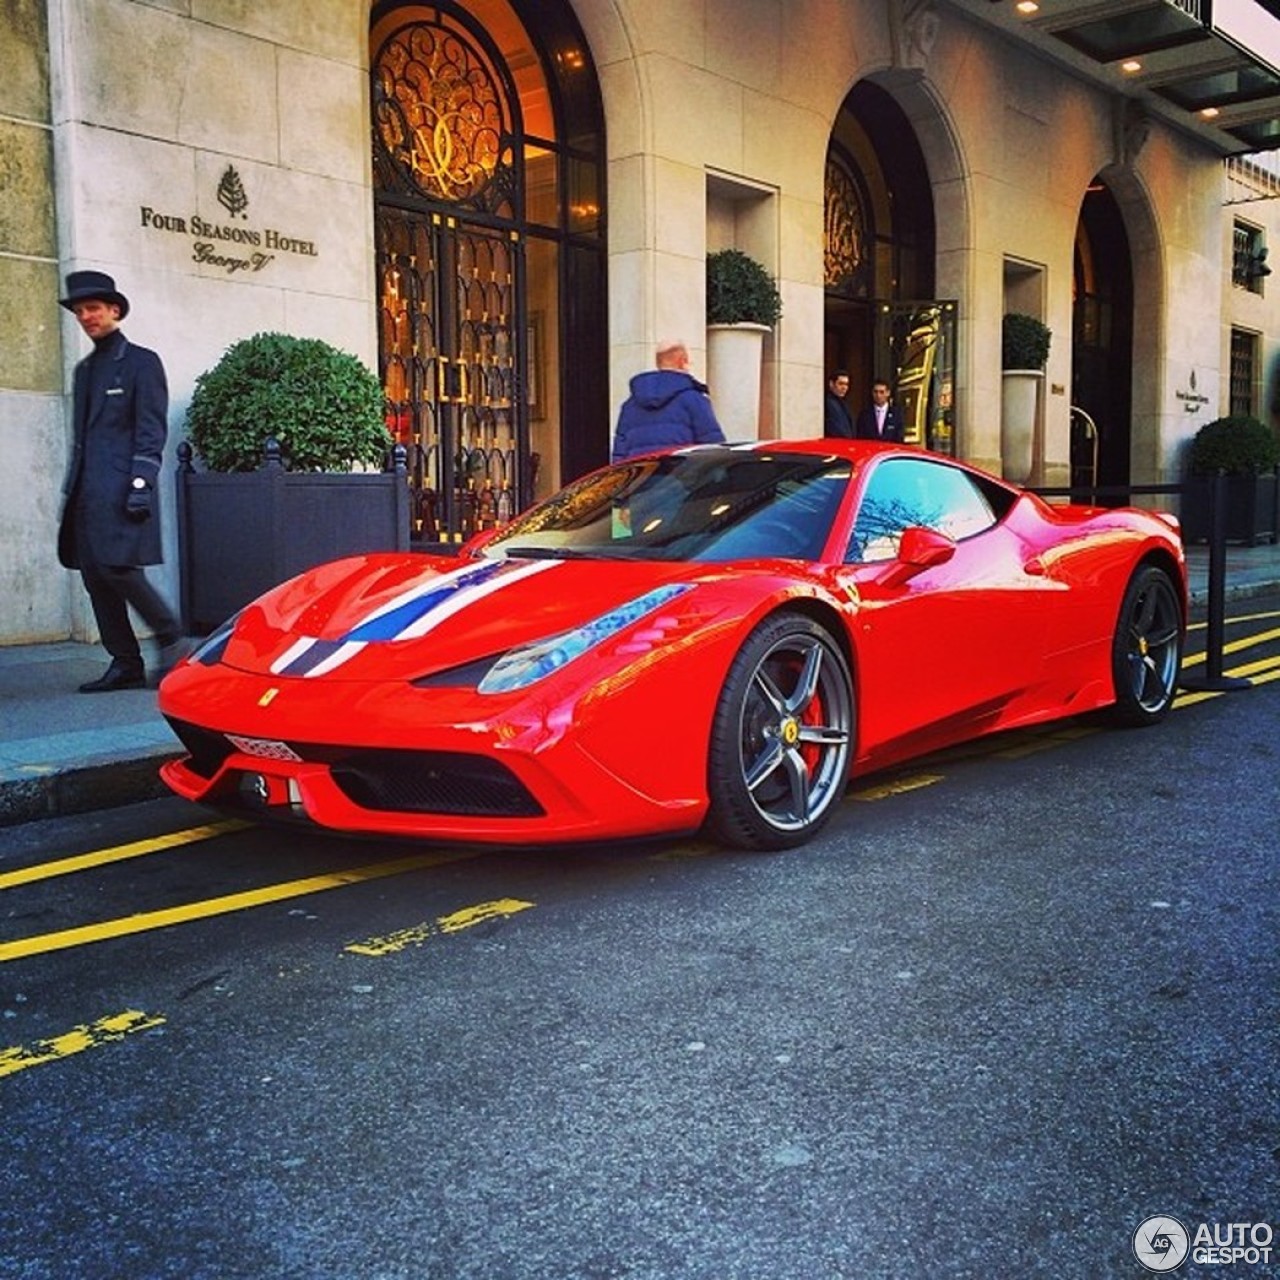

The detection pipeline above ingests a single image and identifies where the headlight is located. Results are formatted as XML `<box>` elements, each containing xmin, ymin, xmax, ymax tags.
<box><xmin>477</xmin><ymin>584</ymin><xmax>691</xmax><ymax>694</ymax></box>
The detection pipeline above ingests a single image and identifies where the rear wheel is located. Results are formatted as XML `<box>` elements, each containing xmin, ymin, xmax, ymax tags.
<box><xmin>1110</xmin><ymin>564</ymin><xmax>1182</xmax><ymax>726</ymax></box>
<box><xmin>706</xmin><ymin>613</ymin><xmax>853</xmax><ymax>850</ymax></box>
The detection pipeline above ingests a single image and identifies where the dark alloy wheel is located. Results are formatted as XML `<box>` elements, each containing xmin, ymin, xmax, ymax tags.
<box><xmin>706</xmin><ymin>613</ymin><xmax>853</xmax><ymax>850</ymax></box>
<box><xmin>1110</xmin><ymin>564</ymin><xmax>1183</xmax><ymax>726</ymax></box>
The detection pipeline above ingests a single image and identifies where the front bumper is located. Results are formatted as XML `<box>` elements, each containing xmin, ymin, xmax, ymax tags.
<box><xmin>157</xmin><ymin>661</ymin><xmax>709</xmax><ymax>844</ymax></box>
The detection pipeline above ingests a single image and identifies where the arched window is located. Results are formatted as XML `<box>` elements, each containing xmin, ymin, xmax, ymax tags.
<box><xmin>370</xmin><ymin>0</ymin><xmax>606</xmax><ymax>542</ymax></box>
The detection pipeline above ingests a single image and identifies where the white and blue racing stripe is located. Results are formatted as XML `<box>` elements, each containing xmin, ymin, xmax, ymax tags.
<box><xmin>270</xmin><ymin>558</ymin><xmax>560</xmax><ymax>678</ymax></box>
<box><xmin>393</xmin><ymin>557</ymin><xmax>557</xmax><ymax>640</ymax></box>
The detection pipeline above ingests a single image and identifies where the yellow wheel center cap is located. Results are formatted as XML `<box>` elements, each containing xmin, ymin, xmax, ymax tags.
<box><xmin>781</xmin><ymin>718</ymin><xmax>800</xmax><ymax>746</ymax></box>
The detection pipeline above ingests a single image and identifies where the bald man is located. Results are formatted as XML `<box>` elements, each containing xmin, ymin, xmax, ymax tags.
<box><xmin>611</xmin><ymin>339</ymin><xmax>726</xmax><ymax>461</ymax></box>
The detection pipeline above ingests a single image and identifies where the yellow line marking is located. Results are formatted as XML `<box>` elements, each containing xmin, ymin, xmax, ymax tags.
<box><xmin>0</xmin><ymin>1009</ymin><xmax>165</xmax><ymax>1079</ymax></box>
<box><xmin>1177</xmin><ymin>687</ymin><xmax>1223</xmax><ymax>707</ymax></box>
<box><xmin>345</xmin><ymin>898</ymin><xmax>535</xmax><ymax>956</ymax></box>
<box><xmin>0</xmin><ymin>847</ymin><xmax>481</xmax><ymax>964</ymax></box>
<box><xmin>1224</xmin><ymin>654</ymin><xmax>1280</xmax><ymax>678</ymax></box>
<box><xmin>851</xmin><ymin>773</ymin><xmax>943</xmax><ymax>802</ymax></box>
<box><xmin>1182</xmin><ymin>625</ymin><xmax>1280</xmax><ymax>668</ymax></box>
<box><xmin>1252</xmin><ymin>666</ymin><xmax>1280</xmax><ymax>685</ymax></box>
<box><xmin>1188</xmin><ymin>608</ymin><xmax>1280</xmax><ymax>631</ymax></box>
<box><xmin>0</xmin><ymin>821</ymin><xmax>248</xmax><ymax>892</ymax></box>
<box><xmin>1177</xmin><ymin>656</ymin><xmax>1280</xmax><ymax>706</ymax></box>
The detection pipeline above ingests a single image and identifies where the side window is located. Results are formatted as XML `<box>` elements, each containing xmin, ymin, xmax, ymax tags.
<box><xmin>848</xmin><ymin>458</ymin><xmax>997</xmax><ymax>562</ymax></box>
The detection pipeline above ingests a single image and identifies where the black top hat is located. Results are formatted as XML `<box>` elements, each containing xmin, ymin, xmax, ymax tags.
<box><xmin>59</xmin><ymin>270</ymin><xmax>130</xmax><ymax>319</ymax></box>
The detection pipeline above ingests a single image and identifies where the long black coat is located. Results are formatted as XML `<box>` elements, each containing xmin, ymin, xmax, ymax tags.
<box><xmin>57</xmin><ymin>334</ymin><xmax>168</xmax><ymax>569</ymax></box>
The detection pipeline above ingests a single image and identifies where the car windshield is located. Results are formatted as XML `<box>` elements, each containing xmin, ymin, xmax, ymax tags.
<box><xmin>484</xmin><ymin>447</ymin><xmax>852</xmax><ymax>563</ymax></box>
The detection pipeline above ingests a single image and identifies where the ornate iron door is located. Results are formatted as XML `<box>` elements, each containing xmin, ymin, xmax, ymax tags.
<box><xmin>372</xmin><ymin>7</ymin><xmax>527</xmax><ymax>543</ymax></box>
<box><xmin>378</xmin><ymin>206</ymin><xmax>523</xmax><ymax>541</ymax></box>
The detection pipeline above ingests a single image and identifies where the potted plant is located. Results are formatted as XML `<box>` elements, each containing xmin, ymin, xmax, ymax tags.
<box><xmin>705</xmin><ymin>249</ymin><xmax>783</xmax><ymax>440</ymax></box>
<box><xmin>177</xmin><ymin>332</ymin><xmax>408</xmax><ymax>632</ymax></box>
<box><xmin>1181</xmin><ymin>413</ymin><xmax>1280</xmax><ymax>545</ymax></box>
<box><xmin>1000</xmin><ymin>312</ymin><xmax>1051</xmax><ymax>485</ymax></box>
<box><xmin>1001</xmin><ymin>312</ymin><xmax>1052</xmax><ymax>372</ymax></box>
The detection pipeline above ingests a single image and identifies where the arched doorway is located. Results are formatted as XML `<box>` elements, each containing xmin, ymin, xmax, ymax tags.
<box><xmin>1072</xmin><ymin>181</ymin><xmax>1134</xmax><ymax>500</ymax></box>
<box><xmin>824</xmin><ymin>80</ymin><xmax>955</xmax><ymax>453</ymax></box>
<box><xmin>370</xmin><ymin>0</ymin><xmax>607</xmax><ymax>543</ymax></box>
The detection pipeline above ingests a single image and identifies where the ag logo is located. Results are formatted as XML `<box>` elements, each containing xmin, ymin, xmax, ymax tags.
<box><xmin>1133</xmin><ymin>1215</ymin><xmax>1190</xmax><ymax>1272</ymax></box>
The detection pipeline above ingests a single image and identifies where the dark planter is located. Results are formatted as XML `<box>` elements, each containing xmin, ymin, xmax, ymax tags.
<box><xmin>176</xmin><ymin>441</ymin><xmax>410</xmax><ymax>633</ymax></box>
<box><xmin>1180</xmin><ymin>471</ymin><xmax>1279</xmax><ymax>546</ymax></box>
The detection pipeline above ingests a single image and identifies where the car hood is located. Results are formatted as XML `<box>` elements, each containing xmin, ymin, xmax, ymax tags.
<box><xmin>217</xmin><ymin>552</ymin><xmax>730</xmax><ymax>682</ymax></box>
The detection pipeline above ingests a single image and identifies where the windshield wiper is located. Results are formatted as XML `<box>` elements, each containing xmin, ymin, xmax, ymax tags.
<box><xmin>497</xmin><ymin>545</ymin><xmax>599</xmax><ymax>559</ymax></box>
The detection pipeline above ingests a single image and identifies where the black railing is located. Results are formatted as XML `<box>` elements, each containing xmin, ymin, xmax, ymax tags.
<box><xmin>1028</xmin><ymin>474</ymin><xmax>1250</xmax><ymax>694</ymax></box>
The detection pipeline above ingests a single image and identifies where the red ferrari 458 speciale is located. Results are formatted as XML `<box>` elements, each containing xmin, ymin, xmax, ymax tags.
<box><xmin>159</xmin><ymin>440</ymin><xmax>1187</xmax><ymax>850</ymax></box>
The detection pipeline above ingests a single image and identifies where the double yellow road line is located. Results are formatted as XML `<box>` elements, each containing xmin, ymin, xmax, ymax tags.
<box><xmin>0</xmin><ymin>824</ymin><xmax>483</xmax><ymax>964</ymax></box>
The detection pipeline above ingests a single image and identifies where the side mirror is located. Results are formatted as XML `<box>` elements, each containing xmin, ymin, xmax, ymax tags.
<box><xmin>878</xmin><ymin>525</ymin><xmax>956</xmax><ymax>587</ymax></box>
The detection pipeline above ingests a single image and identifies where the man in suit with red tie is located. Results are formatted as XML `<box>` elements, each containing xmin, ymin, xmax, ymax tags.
<box><xmin>854</xmin><ymin>378</ymin><xmax>905</xmax><ymax>442</ymax></box>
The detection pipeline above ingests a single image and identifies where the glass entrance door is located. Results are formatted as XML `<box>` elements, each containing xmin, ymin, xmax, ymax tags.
<box><xmin>872</xmin><ymin>301</ymin><xmax>957</xmax><ymax>455</ymax></box>
<box><xmin>378</xmin><ymin>206</ymin><xmax>523</xmax><ymax>542</ymax></box>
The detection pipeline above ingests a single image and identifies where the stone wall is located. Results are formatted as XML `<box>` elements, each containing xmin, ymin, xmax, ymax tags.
<box><xmin>0</xmin><ymin>0</ymin><xmax>67</xmax><ymax>642</ymax></box>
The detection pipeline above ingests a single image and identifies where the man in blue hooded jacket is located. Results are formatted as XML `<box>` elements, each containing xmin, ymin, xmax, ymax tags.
<box><xmin>611</xmin><ymin>339</ymin><xmax>726</xmax><ymax>461</ymax></box>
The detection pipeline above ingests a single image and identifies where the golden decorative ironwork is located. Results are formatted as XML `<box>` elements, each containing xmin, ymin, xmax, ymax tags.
<box><xmin>374</xmin><ymin>22</ymin><xmax>505</xmax><ymax>204</ymax></box>
<box><xmin>824</xmin><ymin>156</ymin><xmax>866</xmax><ymax>290</ymax></box>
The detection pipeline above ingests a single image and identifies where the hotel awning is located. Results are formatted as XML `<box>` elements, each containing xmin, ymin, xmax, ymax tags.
<box><xmin>952</xmin><ymin>0</ymin><xmax>1280</xmax><ymax>153</ymax></box>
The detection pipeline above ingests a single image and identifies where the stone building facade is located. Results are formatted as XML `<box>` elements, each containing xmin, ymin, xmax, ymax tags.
<box><xmin>3</xmin><ymin>0</ymin><xmax>1278</xmax><ymax>645</ymax></box>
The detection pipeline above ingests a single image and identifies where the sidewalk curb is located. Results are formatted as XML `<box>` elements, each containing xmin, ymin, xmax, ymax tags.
<box><xmin>0</xmin><ymin>748</ymin><xmax>179</xmax><ymax>828</ymax></box>
<box><xmin>1189</xmin><ymin>579</ymin><xmax>1276</xmax><ymax>610</ymax></box>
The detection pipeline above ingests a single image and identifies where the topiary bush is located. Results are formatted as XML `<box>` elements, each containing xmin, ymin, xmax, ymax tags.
<box><xmin>1001</xmin><ymin>313</ymin><xmax>1052</xmax><ymax>370</ymax></box>
<box><xmin>1188</xmin><ymin>414</ymin><xmax>1280</xmax><ymax>476</ymax></box>
<box><xmin>186</xmin><ymin>332</ymin><xmax>391</xmax><ymax>472</ymax></box>
<box><xmin>706</xmin><ymin>249</ymin><xmax>783</xmax><ymax>327</ymax></box>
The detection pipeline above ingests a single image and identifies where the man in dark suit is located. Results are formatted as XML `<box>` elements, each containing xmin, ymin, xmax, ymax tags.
<box><xmin>854</xmin><ymin>378</ymin><xmax>905</xmax><ymax>442</ymax></box>
<box><xmin>57</xmin><ymin>271</ymin><xmax>187</xmax><ymax>692</ymax></box>
<box><xmin>823</xmin><ymin>370</ymin><xmax>854</xmax><ymax>438</ymax></box>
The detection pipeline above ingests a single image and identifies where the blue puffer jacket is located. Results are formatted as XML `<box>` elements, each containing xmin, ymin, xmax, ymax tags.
<box><xmin>611</xmin><ymin>370</ymin><xmax>726</xmax><ymax>461</ymax></box>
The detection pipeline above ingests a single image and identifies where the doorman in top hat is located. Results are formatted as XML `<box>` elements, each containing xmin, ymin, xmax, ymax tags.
<box><xmin>57</xmin><ymin>270</ymin><xmax>188</xmax><ymax>691</ymax></box>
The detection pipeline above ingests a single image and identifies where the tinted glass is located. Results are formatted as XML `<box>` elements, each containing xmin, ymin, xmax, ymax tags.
<box><xmin>485</xmin><ymin>447</ymin><xmax>851</xmax><ymax>562</ymax></box>
<box><xmin>849</xmin><ymin>457</ymin><xmax>997</xmax><ymax>562</ymax></box>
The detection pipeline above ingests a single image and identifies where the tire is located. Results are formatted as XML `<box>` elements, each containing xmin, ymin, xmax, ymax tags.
<box><xmin>1110</xmin><ymin>564</ymin><xmax>1183</xmax><ymax>727</ymax></box>
<box><xmin>706</xmin><ymin>613</ymin><xmax>854</xmax><ymax>850</ymax></box>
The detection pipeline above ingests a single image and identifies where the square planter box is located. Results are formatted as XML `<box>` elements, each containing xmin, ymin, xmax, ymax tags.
<box><xmin>177</xmin><ymin>451</ymin><xmax>410</xmax><ymax>634</ymax></box>
<box><xmin>1179</xmin><ymin>472</ymin><xmax>1278</xmax><ymax>546</ymax></box>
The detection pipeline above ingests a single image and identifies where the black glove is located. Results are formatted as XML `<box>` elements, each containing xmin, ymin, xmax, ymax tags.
<box><xmin>125</xmin><ymin>484</ymin><xmax>152</xmax><ymax>522</ymax></box>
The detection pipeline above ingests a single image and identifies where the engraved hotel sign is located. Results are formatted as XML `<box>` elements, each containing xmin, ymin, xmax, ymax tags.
<box><xmin>140</xmin><ymin>166</ymin><xmax>320</xmax><ymax>275</ymax></box>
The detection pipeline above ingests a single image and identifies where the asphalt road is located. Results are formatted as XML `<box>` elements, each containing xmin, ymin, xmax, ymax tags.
<box><xmin>1</xmin><ymin>600</ymin><xmax>1277</xmax><ymax>1280</ymax></box>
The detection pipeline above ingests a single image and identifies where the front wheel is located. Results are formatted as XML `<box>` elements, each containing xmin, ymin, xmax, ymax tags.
<box><xmin>706</xmin><ymin>613</ymin><xmax>854</xmax><ymax>850</ymax></box>
<box><xmin>1110</xmin><ymin>564</ymin><xmax>1183</xmax><ymax>726</ymax></box>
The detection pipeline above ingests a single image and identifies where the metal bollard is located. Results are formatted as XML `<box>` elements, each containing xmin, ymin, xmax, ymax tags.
<box><xmin>1180</xmin><ymin>470</ymin><xmax>1251</xmax><ymax>693</ymax></box>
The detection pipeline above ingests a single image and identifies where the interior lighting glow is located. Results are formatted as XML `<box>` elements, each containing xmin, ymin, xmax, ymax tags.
<box><xmin>1122</xmin><ymin>59</ymin><xmax>1142</xmax><ymax>73</ymax></box>
<box><xmin>1201</xmin><ymin>106</ymin><xmax>1221</xmax><ymax>119</ymax></box>
<box><xmin>1015</xmin><ymin>1</ymin><xmax>1039</xmax><ymax>13</ymax></box>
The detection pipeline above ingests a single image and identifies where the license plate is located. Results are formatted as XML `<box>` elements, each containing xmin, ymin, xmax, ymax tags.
<box><xmin>225</xmin><ymin>734</ymin><xmax>303</xmax><ymax>763</ymax></box>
